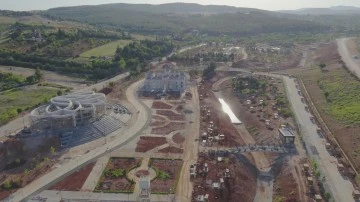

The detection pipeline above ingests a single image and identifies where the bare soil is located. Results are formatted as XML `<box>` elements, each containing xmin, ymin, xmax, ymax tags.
<box><xmin>49</xmin><ymin>162</ymin><xmax>95</xmax><ymax>191</ymax></box>
<box><xmin>135</xmin><ymin>136</ymin><xmax>167</xmax><ymax>153</ymax></box>
<box><xmin>273</xmin><ymin>161</ymin><xmax>300</xmax><ymax>202</ymax></box>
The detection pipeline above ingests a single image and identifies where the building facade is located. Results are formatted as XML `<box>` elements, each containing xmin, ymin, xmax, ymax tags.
<box><xmin>142</xmin><ymin>67</ymin><xmax>187</xmax><ymax>95</ymax></box>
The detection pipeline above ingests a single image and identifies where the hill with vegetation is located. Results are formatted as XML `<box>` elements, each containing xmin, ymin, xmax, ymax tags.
<box><xmin>42</xmin><ymin>3</ymin><xmax>331</xmax><ymax>36</ymax></box>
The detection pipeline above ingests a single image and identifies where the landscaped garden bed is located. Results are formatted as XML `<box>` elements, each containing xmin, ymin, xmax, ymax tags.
<box><xmin>95</xmin><ymin>157</ymin><xmax>141</xmax><ymax>193</ymax></box>
<box><xmin>151</xmin><ymin>122</ymin><xmax>186</xmax><ymax>135</ymax></box>
<box><xmin>156</xmin><ymin>110</ymin><xmax>185</xmax><ymax>121</ymax></box>
<box><xmin>149</xmin><ymin>158</ymin><xmax>182</xmax><ymax>194</ymax></box>
<box><xmin>135</xmin><ymin>136</ymin><xmax>167</xmax><ymax>152</ymax></box>
<box><xmin>50</xmin><ymin>162</ymin><xmax>95</xmax><ymax>191</ymax></box>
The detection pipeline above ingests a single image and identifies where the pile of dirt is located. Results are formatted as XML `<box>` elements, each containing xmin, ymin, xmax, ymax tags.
<box><xmin>49</xmin><ymin>162</ymin><xmax>95</xmax><ymax>191</ymax></box>
<box><xmin>135</xmin><ymin>136</ymin><xmax>167</xmax><ymax>153</ymax></box>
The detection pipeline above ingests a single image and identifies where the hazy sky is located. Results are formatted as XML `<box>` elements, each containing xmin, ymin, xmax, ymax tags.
<box><xmin>1</xmin><ymin>0</ymin><xmax>360</xmax><ymax>11</ymax></box>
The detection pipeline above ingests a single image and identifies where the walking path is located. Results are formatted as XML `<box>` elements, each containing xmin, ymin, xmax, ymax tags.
<box><xmin>81</xmin><ymin>155</ymin><xmax>110</xmax><ymax>191</ymax></box>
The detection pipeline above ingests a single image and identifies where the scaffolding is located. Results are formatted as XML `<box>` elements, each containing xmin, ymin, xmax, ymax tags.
<box><xmin>30</xmin><ymin>91</ymin><xmax>106</xmax><ymax>134</ymax></box>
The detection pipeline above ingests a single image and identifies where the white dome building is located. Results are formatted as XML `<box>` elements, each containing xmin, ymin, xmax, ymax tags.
<box><xmin>30</xmin><ymin>91</ymin><xmax>106</xmax><ymax>132</ymax></box>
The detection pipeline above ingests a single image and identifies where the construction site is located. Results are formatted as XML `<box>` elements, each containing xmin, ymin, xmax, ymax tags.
<box><xmin>2</xmin><ymin>38</ymin><xmax>360</xmax><ymax>202</ymax></box>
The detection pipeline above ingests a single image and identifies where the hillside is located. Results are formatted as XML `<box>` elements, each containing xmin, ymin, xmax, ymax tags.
<box><xmin>280</xmin><ymin>6</ymin><xmax>360</xmax><ymax>15</ymax></box>
<box><xmin>43</xmin><ymin>3</ymin><xmax>330</xmax><ymax>36</ymax></box>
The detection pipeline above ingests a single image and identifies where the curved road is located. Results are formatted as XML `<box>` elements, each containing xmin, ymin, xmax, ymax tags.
<box><xmin>6</xmin><ymin>78</ymin><xmax>150</xmax><ymax>202</ymax></box>
<box><xmin>337</xmin><ymin>38</ymin><xmax>360</xmax><ymax>79</ymax></box>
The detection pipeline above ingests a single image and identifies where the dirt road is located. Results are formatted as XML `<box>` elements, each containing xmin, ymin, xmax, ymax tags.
<box><xmin>337</xmin><ymin>38</ymin><xmax>360</xmax><ymax>79</ymax></box>
<box><xmin>175</xmin><ymin>85</ymin><xmax>200</xmax><ymax>202</ymax></box>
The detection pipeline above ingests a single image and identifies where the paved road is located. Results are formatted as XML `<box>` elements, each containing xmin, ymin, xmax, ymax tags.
<box><xmin>28</xmin><ymin>190</ymin><xmax>171</xmax><ymax>202</ymax></box>
<box><xmin>337</xmin><ymin>38</ymin><xmax>360</xmax><ymax>79</ymax></box>
<box><xmin>6</xmin><ymin>79</ymin><xmax>150</xmax><ymax>202</ymax></box>
<box><xmin>283</xmin><ymin>76</ymin><xmax>355</xmax><ymax>202</ymax></box>
<box><xmin>0</xmin><ymin>72</ymin><xmax>130</xmax><ymax>140</ymax></box>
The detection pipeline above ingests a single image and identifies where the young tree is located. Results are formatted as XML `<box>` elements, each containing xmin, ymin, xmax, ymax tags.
<box><xmin>50</xmin><ymin>146</ymin><xmax>56</xmax><ymax>154</ymax></box>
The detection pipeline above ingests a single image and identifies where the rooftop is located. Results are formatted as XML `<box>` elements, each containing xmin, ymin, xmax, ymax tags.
<box><xmin>279</xmin><ymin>128</ymin><xmax>295</xmax><ymax>137</ymax></box>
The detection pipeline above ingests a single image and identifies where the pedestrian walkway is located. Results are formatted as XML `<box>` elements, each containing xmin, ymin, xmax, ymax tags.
<box><xmin>81</xmin><ymin>155</ymin><xmax>110</xmax><ymax>191</ymax></box>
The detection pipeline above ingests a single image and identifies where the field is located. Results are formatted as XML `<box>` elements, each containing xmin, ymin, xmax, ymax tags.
<box><xmin>0</xmin><ymin>87</ymin><xmax>59</xmax><ymax>124</ymax></box>
<box><xmin>80</xmin><ymin>40</ymin><xmax>132</xmax><ymax>57</ymax></box>
<box><xmin>318</xmin><ymin>68</ymin><xmax>360</xmax><ymax>125</ymax></box>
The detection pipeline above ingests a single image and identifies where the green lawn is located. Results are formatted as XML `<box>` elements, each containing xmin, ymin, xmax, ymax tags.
<box><xmin>80</xmin><ymin>40</ymin><xmax>131</xmax><ymax>57</ymax></box>
<box><xmin>319</xmin><ymin>69</ymin><xmax>360</xmax><ymax>125</ymax></box>
<box><xmin>0</xmin><ymin>87</ymin><xmax>59</xmax><ymax>124</ymax></box>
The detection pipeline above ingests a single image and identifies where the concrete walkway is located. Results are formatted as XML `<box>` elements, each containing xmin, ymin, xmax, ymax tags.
<box><xmin>81</xmin><ymin>155</ymin><xmax>110</xmax><ymax>191</ymax></box>
<box><xmin>27</xmin><ymin>190</ymin><xmax>171</xmax><ymax>202</ymax></box>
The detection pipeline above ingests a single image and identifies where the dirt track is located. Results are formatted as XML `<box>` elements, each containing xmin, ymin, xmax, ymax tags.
<box><xmin>175</xmin><ymin>85</ymin><xmax>200</xmax><ymax>202</ymax></box>
<box><xmin>337</xmin><ymin>38</ymin><xmax>360</xmax><ymax>79</ymax></box>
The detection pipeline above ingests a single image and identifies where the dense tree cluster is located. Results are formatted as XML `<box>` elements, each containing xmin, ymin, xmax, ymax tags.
<box><xmin>170</xmin><ymin>52</ymin><xmax>233</xmax><ymax>64</ymax></box>
<box><xmin>202</xmin><ymin>62</ymin><xmax>216</xmax><ymax>80</ymax></box>
<box><xmin>0</xmin><ymin>68</ymin><xmax>43</xmax><ymax>91</ymax></box>
<box><xmin>0</xmin><ymin>10</ymin><xmax>32</xmax><ymax>17</ymax></box>
<box><xmin>0</xmin><ymin>40</ymin><xmax>173</xmax><ymax>80</ymax></box>
<box><xmin>114</xmin><ymin>40</ymin><xmax>174</xmax><ymax>74</ymax></box>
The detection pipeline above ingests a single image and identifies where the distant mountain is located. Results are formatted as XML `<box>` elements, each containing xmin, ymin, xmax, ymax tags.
<box><xmin>42</xmin><ymin>3</ymin><xmax>329</xmax><ymax>36</ymax></box>
<box><xmin>280</xmin><ymin>6</ymin><xmax>360</xmax><ymax>15</ymax></box>
<box><xmin>91</xmin><ymin>3</ymin><xmax>261</xmax><ymax>14</ymax></box>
